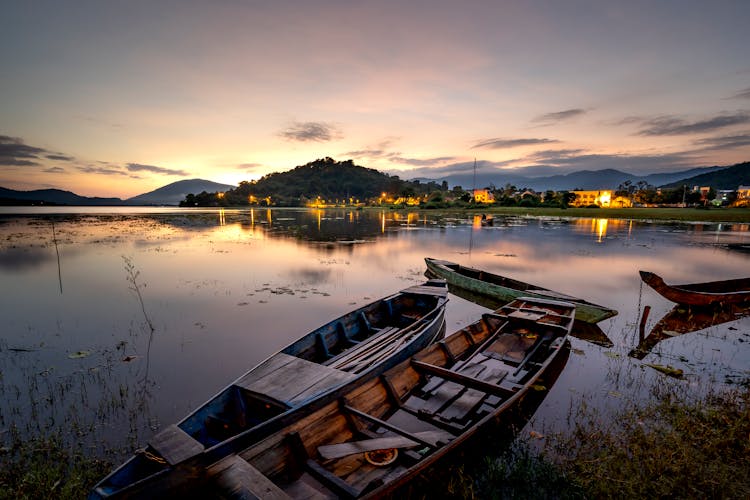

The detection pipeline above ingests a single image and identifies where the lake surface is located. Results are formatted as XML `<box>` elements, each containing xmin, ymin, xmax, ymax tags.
<box><xmin>1</xmin><ymin>207</ymin><xmax>749</xmax><ymax>459</ymax></box>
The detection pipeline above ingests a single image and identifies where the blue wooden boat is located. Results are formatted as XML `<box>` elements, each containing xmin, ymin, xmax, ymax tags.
<box><xmin>90</xmin><ymin>280</ymin><xmax>447</xmax><ymax>498</ymax></box>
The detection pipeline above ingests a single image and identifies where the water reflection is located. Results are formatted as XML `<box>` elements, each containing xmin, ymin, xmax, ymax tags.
<box><xmin>630</xmin><ymin>303</ymin><xmax>750</xmax><ymax>359</ymax></box>
<box><xmin>1</xmin><ymin>208</ymin><xmax>748</xmax><ymax>459</ymax></box>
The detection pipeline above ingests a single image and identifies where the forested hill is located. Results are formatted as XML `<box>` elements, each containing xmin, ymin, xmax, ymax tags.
<box><xmin>661</xmin><ymin>161</ymin><xmax>749</xmax><ymax>190</ymax></box>
<box><xmin>199</xmin><ymin>157</ymin><xmax>440</xmax><ymax>206</ymax></box>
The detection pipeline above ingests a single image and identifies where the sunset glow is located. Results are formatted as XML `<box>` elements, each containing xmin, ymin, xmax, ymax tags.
<box><xmin>1</xmin><ymin>1</ymin><xmax>749</xmax><ymax>198</ymax></box>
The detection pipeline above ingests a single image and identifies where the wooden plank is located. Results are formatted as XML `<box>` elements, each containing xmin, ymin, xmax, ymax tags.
<box><xmin>437</xmin><ymin>369</ymin><xmax>509</xmax><ymax>422</ymax></box>
<box><xmin>318</xmin><ymin>430</ymin><xmax>453</xmax><ymax>460</ymax></box>
<box><xmin>210</xmin><ymin>454</ymin><xmax>291</xmax><ymax>500</ymax></box>
<box><xmin>147</xmin><ymin>424</ymin><xmax>203</xmax><ymax>465</ymax></box>
<box><xmin>287</xmin><ymin>369</ymin><xmax>355</xmax><ymax>406</ymax></box>
<box><xmin>236</xmin><ymin>354</ymin><xmax>352</xmax><ymax>405</ymax></box>
<box><xmin>284</xmin><ymin>473</ymin><xmax>332</xmax><ymax>500</ymax></box>
<box><xmin>411</xmin><ymin>360</ymin><xmax>516</xmax><ymax>398</ymax></box>
<box><xmin>234</xmin><ymin>353</ymin><xmax>298</xmax><ymax>389</ymax></box>
<box><xmin>415</xmin><ymin>382</ymin><xmax>464</xmax><ymax>414</ymax></box>
<box><xmin>343</xmin><ymin>405</ymin><xmax>438</xmax><ymax>449</ymax></box>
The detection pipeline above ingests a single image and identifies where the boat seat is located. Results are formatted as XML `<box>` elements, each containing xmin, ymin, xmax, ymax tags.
<box><xmin>483</xmin><ymin>333</ymin><xmax>537</xmax><ymax>366</ymax></box>
<box><xmin>147</xmin><ymin>424</ymin><xmax>204</xmax><ymax>465</ymax></box>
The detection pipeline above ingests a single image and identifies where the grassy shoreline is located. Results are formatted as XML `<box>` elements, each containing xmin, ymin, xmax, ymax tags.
<box><xmin>385</xmin><ymin>206</ymin><xmax>750</xmax><ymax>223</ymax></box>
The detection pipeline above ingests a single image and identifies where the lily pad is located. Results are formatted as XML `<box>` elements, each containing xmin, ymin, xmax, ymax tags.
<box><xmin>68</xmin><ymin>350</ymin><xmax>91</xmax><ymax>359</ymax></box>
<box><xmin>644</xmin><ymin>363</ymin><xmax>683</xmax><ymax>379</ymax></box>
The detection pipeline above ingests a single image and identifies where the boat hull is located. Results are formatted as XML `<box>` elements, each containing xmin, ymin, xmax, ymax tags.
<box><xmin>639</xmin><ymin>270</ymin><xmax>750</xmax><ymax>306</ymax></box>
<box><xmin>425</xmin><ymin>257</ymin><xmax>616</xmax><ymax>324</ymax></box>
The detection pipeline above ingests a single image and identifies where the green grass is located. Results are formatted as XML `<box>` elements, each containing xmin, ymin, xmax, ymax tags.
<box><xmin>374</xmin><ymin>205</ymin><xmax>750</xmax><ymax>223</ymax></box>
<box><xmin>547</xmin><ymin>384</ymin><xmax>750</xmax><ymax>499</ymax></box>
<box><xmin>0</xmin><ymin>431</ymin><xmax>112</xmax><ymax>499</ymax></box>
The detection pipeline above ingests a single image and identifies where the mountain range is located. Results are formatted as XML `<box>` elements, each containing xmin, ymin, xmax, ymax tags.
<box><xmin>1</xmin><ymin>162</ymin><xmax>747</xmax><ymax>206</ymax></box>
<box><xmin>417</xmin><ymin>165</ymin><xmax>731</xmax><ymax>192</ymax></box>
<box><xmin>0</xmin><ymin>179</ymin><xmax>235</xmax><ymax>206</ymax></box>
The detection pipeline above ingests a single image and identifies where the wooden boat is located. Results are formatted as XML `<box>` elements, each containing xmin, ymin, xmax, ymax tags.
<box><xmin>90</xmin><ymin>281</ymin><xmax>448</xmax><ymax>499</ymax></box>
<box><xmin>639</xmin><ymin>270</ymin><xmax>750</xmax><ymax>306</ymax></box>
<box><xmin>193</xmin><ymin>296</ymin><xmax>575</xmax><ymax>499</ymax></box>
<box><xmin>432</xmin><ymin>275</ymin><xmax>613</xmax><ymax>347</ymax></box>
<box><xmin>425</xmin><ymin>257</ymin><xmax>616</xmax><ymax>324</ymax></box>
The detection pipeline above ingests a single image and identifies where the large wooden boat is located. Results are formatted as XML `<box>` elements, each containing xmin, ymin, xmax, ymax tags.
<box><xmin>90</xmin><ymin>281</ymin><xmax>448</xmax><ymax>499</ymax></box>
<box><xmin>639</xmin><ymin>270</ymin><xmax>750</xmax><ymax>306</ymax></box>
<box><xmin>425</xmin><ymin>257</ymin><xmax>616</xmax><ymax>324</ymax></box>
<box><xmin>196</xmin><ymin>296</ymin><xmax>575</xmax><ymax>499</ymax></box>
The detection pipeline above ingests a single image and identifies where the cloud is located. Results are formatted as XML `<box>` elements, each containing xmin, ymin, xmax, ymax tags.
<box><xmin>279</xmin><ymin>121</ymin><xmax>341</xmax><ymax>142</ymax></box>
<box><xmin>531</xmin><ymin>108</ymin><xmax>586</xmax><ymax>124</ymax></box>
<box><xmin>43</xmin><ymin>166</ymin><xmax>66</xmax><ymax>173</ymax></box>
<box><xmin>522</xmin><ymin>149</ymin><xmax>587</xmax><ymax>162</ymax></box>
<box><xmin>45</xmin><ymin>153</ymin><xmax>74</xmax><ymax>161</ymax></box>
<box><xmin>77</xmin><ymin>165</ymin><xmax>130</xmax><ymax>176</ymax></box>
<box><xmin>692</xmin><ymin>133</ymin><xmax>750</xmax><ymax>151</ymax></box>
<box><xmin>126</xmin><ymin>163</ymin><xmax>188</xmax><ymax>176</ymax></box>
<box><xmin>636</xmin><ymin>112</ymin><xmax>750</xmax><ymax>136</ymax></box>
<box><xmin>730</xmin><ymin>87</ymin><xmax>750</xmax><ymax>100</ymax></box>
<box><xmin>0</xmin><ymin>135</ymin><xmax>47</xmax><ymax>166</ymax></box>
<box><xmin>390</xmin><ymin>156</ymin><xmax>456</xmax><ymax>166</ymax></box>
<box><xmin>472</xmin><ymin>137</ymin><xmax>560</xmax><ymax>149</ymax></box>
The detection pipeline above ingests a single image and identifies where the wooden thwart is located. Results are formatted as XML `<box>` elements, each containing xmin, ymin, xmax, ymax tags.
<box><xmin>317</xmin><ymin>430</ymin><xmax>453</xmax><ymax>460</ymax></box>
<box><xmin>147</xmin><ymin>424</ymin><xmax>203</xmax><ymax>465</ymax></box>
<box><xmin>210</xmin><ymin>455</ymin><xmax>291</xmax><ymax>500</ymax></box>
<box><xmin>411</xmin><ymin>360</ymin><xmax>515</xmax><ymax>398</ymax></box>
<box><xmin>235</xmin><ymin>353</ymin><xmax>354</xmax><ymax>406</ymax></box>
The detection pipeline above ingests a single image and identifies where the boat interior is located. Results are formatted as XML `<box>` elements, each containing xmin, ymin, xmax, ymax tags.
<box><xmin>219</xmin><ymin>299</ymin><xmax>574</xmax><ymax>499</ymax></box>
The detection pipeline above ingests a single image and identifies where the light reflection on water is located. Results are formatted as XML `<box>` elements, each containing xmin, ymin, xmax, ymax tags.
<box><xmin>1</xmin><ymin>208</ymin><xmax>749</xmax><ymax>456</ymax></box>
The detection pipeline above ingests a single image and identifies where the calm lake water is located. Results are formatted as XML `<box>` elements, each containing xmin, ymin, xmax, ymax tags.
<box><xmin>1</xmin><ymin>207</ymin><xmax>749</xmax><ymax>459</ymax></box>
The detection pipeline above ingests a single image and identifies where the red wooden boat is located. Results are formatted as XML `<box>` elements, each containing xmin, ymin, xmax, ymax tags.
<box><xmin>639</xmin><ymin>271</ymin><xmax>750</xmax><ymax>306</ymax></box>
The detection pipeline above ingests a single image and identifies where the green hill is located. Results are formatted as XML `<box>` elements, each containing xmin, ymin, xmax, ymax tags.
<box><xmin>660</xmin><ymin>161</ymin><xmax>750</xmax><ymax>190</ymax></box>
<box><xmin>184</xmin><ymin>157</ymin><xmax>442</xmax><ymax>206</ymax></box>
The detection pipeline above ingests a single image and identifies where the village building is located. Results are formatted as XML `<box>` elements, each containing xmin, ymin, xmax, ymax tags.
<box><xmin>735</xmin><ymin>185</ymin><xmax>750</xmax><ymax>206</ymax></box>
<box><xmin>472</xmin><ymin>189</ymin><xmax>495</xmax><ymax>203</ymax></box>
<box><xmin>570</xmin><ymin>190</ymin><xmax>632</xmax><ymax>208</ymax></box>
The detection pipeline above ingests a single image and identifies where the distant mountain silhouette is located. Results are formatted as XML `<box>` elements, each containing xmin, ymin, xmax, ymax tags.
<box><xmin>641</xmin><ymin>166</ymin><xmax>726</xmax><ymax>187</ymax></box>
<box><xmin>0</xmin><ymin>187</ymin><xmax>122</xmax><ymax>206</ymax></box>
<box><xmin>126</xmin><ymin>179</ymin><xmax>235</xmax><ymax>205</ymax></box>
<box><xmin>659</xmin><ymin>162</ymin><xmax>749</xmax><ymax>190</ymax></box>
<box><xmin>415</xmin><ymin>164</ymin><xmax>736</xmax><ymax>191</ymax></box>
<box><xmin>0</xmin><ymin>179</ymin><xmax>234</xmax><ymax>206</ymax></box>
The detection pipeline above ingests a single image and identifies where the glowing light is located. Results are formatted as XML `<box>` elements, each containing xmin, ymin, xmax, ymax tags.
<box><xmin>595</xmin><ymin>218</ymin><xmax>608</xmax><ymax>242</ymax></box>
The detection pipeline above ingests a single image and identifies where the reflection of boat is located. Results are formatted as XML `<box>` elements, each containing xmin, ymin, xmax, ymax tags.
<box><xmin>91</xmin><ymin>281</ymin><xmax>448</xmax><ymax>499</ymax></box>
<box><xmin>629</xmin><ymin>303</ymin><xmax>750</xmax><ymax>359</ymax></box>
<box><xmin>198</xmin><ymin>297</ymin><xmax>574</xmax><ymax>499</ymax></box>
<box><xmin>639</xmin><ymin>270</ymin><xmax>750</xmax><ymax>306</ymax></box>
<box><xmin>726</xmin><ymin>243</ymin><xmax>750</xmax><ymax>254</ymax></box>
<box><xmin>425</xmin><ymin>257</ymin><xmax>617</xmax><ymax>324</ymax></box>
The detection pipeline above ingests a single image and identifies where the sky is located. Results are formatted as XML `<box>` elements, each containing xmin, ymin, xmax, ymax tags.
<box><xmin>1</xmin><ymin>0</ymin><xmax>749</xmax><ymax>198</ymax></box>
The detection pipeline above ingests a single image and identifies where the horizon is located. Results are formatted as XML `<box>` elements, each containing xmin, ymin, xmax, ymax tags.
<box><xmin>2</xmin><ymin>1</ymin><xmax>750</xmax><ymax>198</ymax></box>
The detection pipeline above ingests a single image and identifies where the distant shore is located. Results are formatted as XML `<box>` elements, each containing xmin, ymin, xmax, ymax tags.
<box><xmin>395</xmin><ymin>206</ymin><xmax>750</xmax><ymax>223</ymax></box>
<box><xmin>1</xmin><ymin>204</ymin><xmax>748</xmax><ymax>223</ymax></box>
